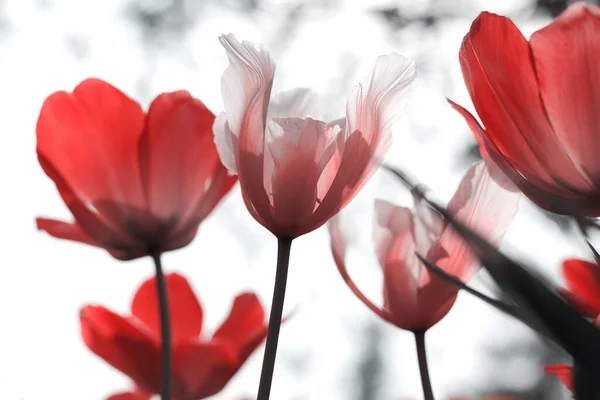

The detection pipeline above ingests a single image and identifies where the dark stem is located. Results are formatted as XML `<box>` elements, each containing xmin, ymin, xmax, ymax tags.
<box><xmin>414</xmin><ymin>330</ymin><xmax>434</xmax><ymax>400</ymax></box>
<box><xmin>256</xmin><ymin>236</ymin><xmax>293</xmax><ymax>400</ymax></box>
<box><xmin>152</xmin><ymin>252</ymin><xmax>172</xmax><ymax>400</ymax></box>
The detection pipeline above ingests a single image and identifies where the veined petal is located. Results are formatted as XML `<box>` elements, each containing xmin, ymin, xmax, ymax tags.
<box><xmin>530</xmin><ymin>3</ymin><xmax>600</xmax><ymax>185</ymax></box>
<box><xmin>438</xmin><ymin>159</ymin><xmax>519</xmax><ymax>280</ymax></box>
<box><xmin>311</xmin><ymin>54</ymin><xmax>416</xmax><ymax>227</ymax></box>
<box><xmin>218</xmin><ymin>34</ymin><xmax>275</xmax><ymax>229</ymax></box>
<box><xmin>213</xmin><ymin>111</ymin><xmax>239</xmax><ymax>175</ymax></box>
<box><xmin>460</xmin><ymin>12</ymin><xmax>589</xmax><ymax>190</ymax></box>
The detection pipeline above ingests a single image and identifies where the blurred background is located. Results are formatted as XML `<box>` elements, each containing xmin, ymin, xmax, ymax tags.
<box><xmin>0</xmin><ymin>0</ymin><xmax>597</xmax><ymax>398</ymax></box>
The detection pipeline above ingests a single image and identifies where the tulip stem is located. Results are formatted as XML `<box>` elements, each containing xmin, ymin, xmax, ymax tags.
<box><xmin>415</xmin><ymin>331</ymin><xmax>434</xmax><ymax>400</ymax></box>
<box><xmin>152</xmin><ymin>252</ymin><xmax>172</xmax><ymax>400</ymax></box>
<box><xmin>257</xmin><ymin>236</ymin><xmax>293</xmax><ymax>400</ymax></box>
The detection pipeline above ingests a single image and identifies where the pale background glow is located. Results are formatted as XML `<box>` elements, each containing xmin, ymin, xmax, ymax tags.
<box><xmin>0</xmin><ymin>0</ymin><xmax>593</xmax><ymax>399</ymax></box>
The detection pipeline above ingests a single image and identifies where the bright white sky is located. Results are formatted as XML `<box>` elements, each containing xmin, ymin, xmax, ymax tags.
<box><xmin>0</xmin><ymin>0</ymin><xmax>586</xmax><ymax>399</ymax></box>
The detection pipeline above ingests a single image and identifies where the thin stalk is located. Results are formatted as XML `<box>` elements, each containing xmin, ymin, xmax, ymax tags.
<box><xmin>256</xmin><ymin>237</ymin><xmax>293</xmax><ymax>400</ymax></box>
<box><xmin>414</xmin><ymin>330</ymin><xmax>434</xmax><ymax>400</ymax></box>
<box><xmin>152</xmin><ymin>252</ymin><xmax>172</xmax><ymax>400</ymax></box>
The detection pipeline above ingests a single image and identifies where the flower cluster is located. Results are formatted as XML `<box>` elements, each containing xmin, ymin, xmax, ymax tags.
<box><xmin>31</xmin><ymin>2</ymin><xmax>600</xmax><ymax>400</ymax></box>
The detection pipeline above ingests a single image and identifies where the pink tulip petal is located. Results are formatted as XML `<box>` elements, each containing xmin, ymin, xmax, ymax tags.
<box><xmin>437</xmin><ymin>159</ymin><xmax>519</xmax><ymax>281</ymax></box>
<box><xmin>329</xmin><ymin>215</ymin><xmax>392</xmax><ymax>321</ymax></box>
<box><xmin>372</xmin><ymin>199</ymin><xmax>414</xmax><ymax>267</ymax></box>
<box><xmin>266</xmin><ymin>117</ymin><xmax>341</xmax><ymax>237</ymax></box>
<box><xmin>311</xmin><ymin>54</ymin><xmax>416</xmax><ymax>226</ymax></box>
<box><xmin>217</xmin><ymin>34</ymin><xmax>275</xmax><ymax>230</ymax></box>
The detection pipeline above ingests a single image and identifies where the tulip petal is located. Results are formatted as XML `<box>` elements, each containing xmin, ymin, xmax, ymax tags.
<box><xmin>141</xmin><ymin>90</ymin><xmax>219</xmax><ymax>224</ymax></box>
<box><xmin>438</xmin><ymin>159</ymin><xmax>519</xmax><ymax>280</ymax></box>
<box><xmin>448</xmin><ymin>99</ymin><xmax>600</xmax><ymax>216</ymax></box>
<box><xmin>268</xmin><ymin>87</ymin><xmax>320</xmax><ymax>119</ymax></box>
<box><xmin>460</xmin><ymin>12</ymin><xmax>589</xmax><ymax>190</ymax></box>
<box><xmin>36</xmin><ymin>78</ymin><xmax>147</xmax><ymax>214</ymax></box>
<box><xmin>562</xmin><ymin>259</ymin><xmax>600</xmax><ymax>317</ymax></box>
<box><xmin>544</xmin><ymin>364</ymin><xmax>573</xmax><ymax>392</ymax></box>
<box><xmin>37</xmin><ymin>154</ymin><xmax>142</xmax><ymax>259</ymax></box>
<box><xmin>80</xmin><ymin>306</ymin><xmax>160</xmax><ymax>394</ymax></box>
<box><xmin>530</xmin><ymin>4</ymin><xmax>600</xmax><ymax>185</ymax></box>
<box><xmin>265</xmin><ymin>117</ymin><xmax>341</xmax><ymax>237</ymax></box>
<box><xmin>173</xmin><ymin>339</ymin><xmax>238</xmax><ymax>399</ymax></box>
<box><xmin>217</xmin><ymin>34</ymin><xmax>275</xmax><ymax>228</ymax></box>
<box><xmin>130</xmin><ymin>273</ymin><xmax>203</xmax><ymax>343</ymax></box>
<box><xmin>36</xmin><ymin>218</ymin><xmax>99</xmax><ymax>247</ymax></box>
<box><xmin>329</xmin><ymin>215</ymin><xmax>392</xmax><ymax>321</ymax></box>
<box><xmin>372</xmin><ymin>199</ymin><xmax>414</xmax><ymax>267</ymax></box>
<box><xmin>212</xmin><ymin>293</ymin><xmax>266</xmax><ymax>354</ymax></box>
<box><xmin>312</xmin><ymin>54</ymin><xmax>416</xmax><ymax>225</ymax></box>
<box><xmin>107</xmin><ymin>390</ymin><xmax>151</xmax><ymax>400</ymax></box>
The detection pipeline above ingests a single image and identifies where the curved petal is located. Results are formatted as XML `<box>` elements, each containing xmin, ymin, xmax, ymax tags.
<box><xmin>310</xmin><ymin>54</ymin><xmax>416</xmax><ymax>228</ymax></box>
<box><xmin>460</xmin><ymin>12</ymin><xmax>588</xmax><ymax>190</ymax></box>
<box><xmin>131</xmin><ymin>273</ymin><xmax>203</xmax><ymax>343</ymax></box>
<box><xmin>218</xmin><ymin>34</ymin><xmax>275</xmax><ymax>228</ymax></box>
<box><xmin>562</xmin><ymin>259</ymin><xmax>600</xmax><ymax>317</ymax></box>
<box><xmin>173</xmin><ymin>339</ymin><xmax>238</xmax><ymax>400</ymax></box>
<box><xmin>37</xmin><ymin>154</ymin><xmax>142</xmax><ymax>260</ymax></box>
<box><xmin>373</xmin><ymin>199</ymin><xmax>414</xmax><ymax>267</ymax></box>
<box><xmin>544</xmin><ymin>364</ymin><xmax>573</xmax><ymax>392</ymax></box>
<box><xmin>141</xmin><ymin>90</ymin><xmax>219</xmax><ymax>225</ymax></box>
<box><xmin>36</xmin><ymin>78</ymin><xmax>147</xmax><ymax>215</ymax></box>
<box><xmin>438</xmin><ymin>159</ymin><xmax>519</xmax><ymax>280</ymax></box>
<box><xmin>36</xmin><ymin>218</ymin><xmax>99</xmax><ymax>247</ymax></box>
<box><xmin>530</xmin><ymin>3</ymin><xmax>600</xmax><ymax>185</ymax></box>
<box><xmin>448</xmin><ymin>99</ymin><xmax>600</xmax><ymax>216</ymax></box>
<box><xmin>328</xmin><ymin>215</ymin><xmax>392</xmax><ymax>322</ymax></box>
<box><xmin>212</xmin><ymin>293</ymin><xmax>266</xmax><ymax>354</ymax></box>
<box><xmin>80</xmin><ymin>306</ymin><xmax>160</xmax><ymax>394</ymax></box>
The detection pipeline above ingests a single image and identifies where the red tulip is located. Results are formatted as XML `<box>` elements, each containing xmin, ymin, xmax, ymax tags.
<box><xmin>36</xmin><ymin>79</ymin><xmax>237</xmax><ymax>260</ymax></box>
<box><xmin>330</xmin><ymin>159</ymin><xmax>519</xmax><ymax>332</ymax></box>
<box><xmin>213</xmin><ymin>34</ymin><xmax>416</xmax><ymax>239</ymax></box>
<box><xmin>450</xmin><ymin>3</ymin><xmax>600</xmax><ymax>216</ymax></box>
<box><xmin>81</xmin><ymin>273</ymin><xmax>268</xmax><ymax>400</ymax></box>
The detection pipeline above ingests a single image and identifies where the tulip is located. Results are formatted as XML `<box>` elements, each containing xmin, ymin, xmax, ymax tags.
<box><xmin>213</xmin><ymin>33</ymin><xmax>416</xmax><ymax>400</ymax></box>
<box><xmin>37</xmin><ymin>79</ymin><xmax>237</xmax><ymax>399</ymax></box>
<box><xmin>82</xmin><ymin>273</ymin><xmax>268</xmax><ymax>400</ymax></box>
<box><xmin>450</xmin><ymin>3</ymin><xmax>600</xmax><ymax>216</ymax></box>
<box><xmin>330</xmin><ymin>159</ymin><xmax>519</xmax><ymax>399</ymax></box>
